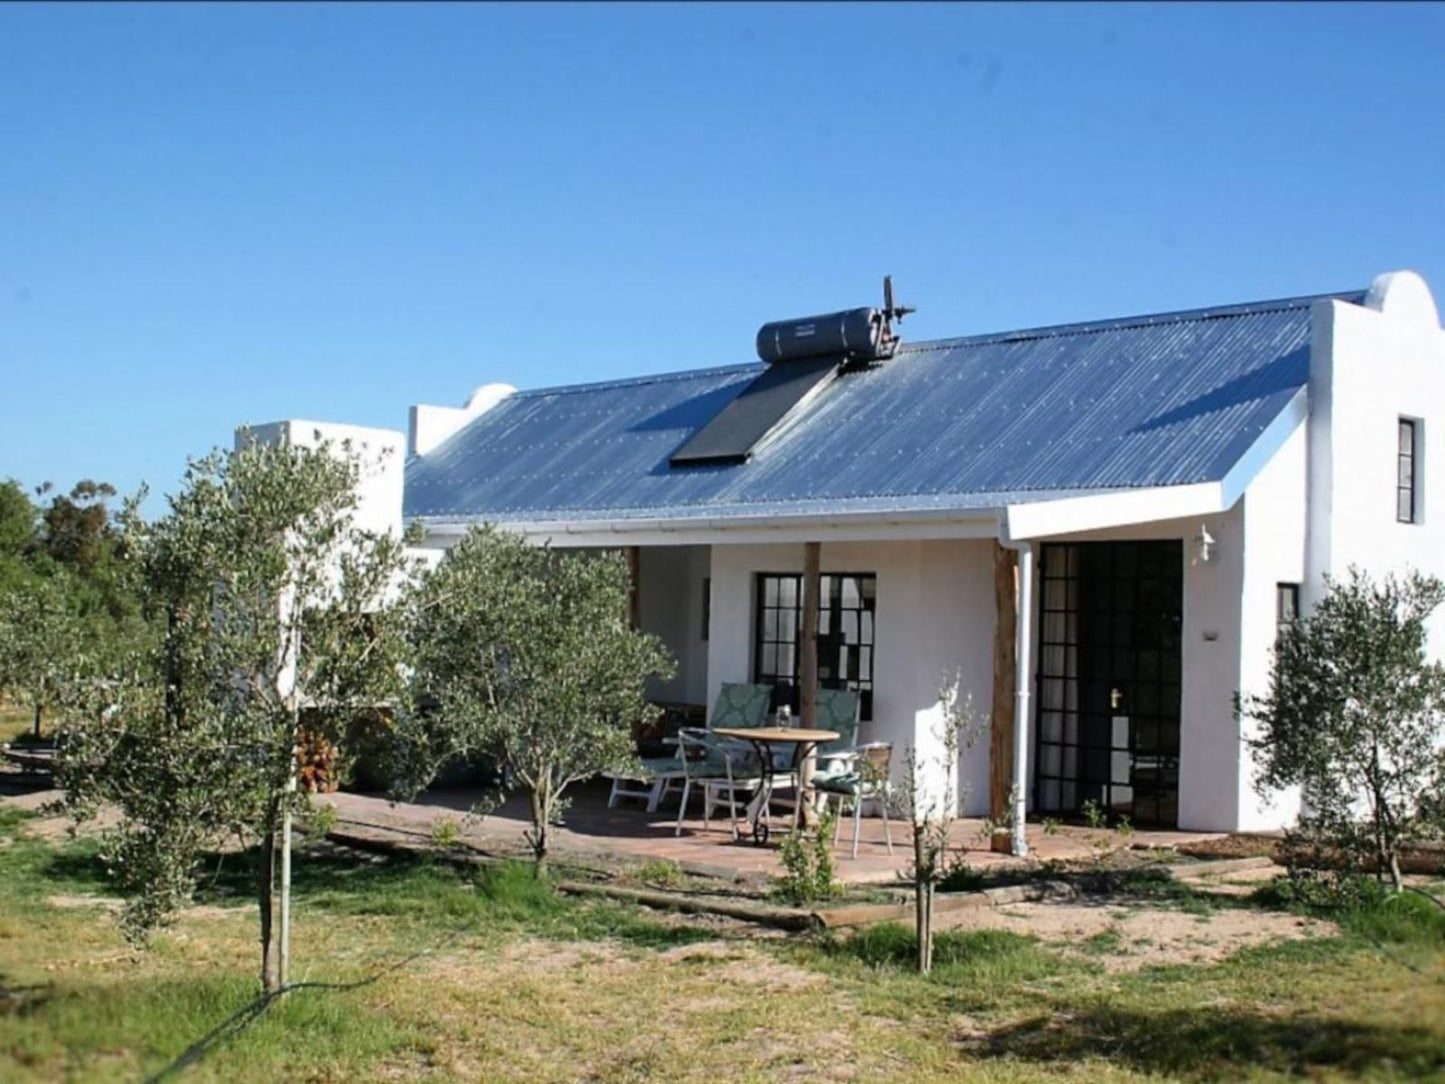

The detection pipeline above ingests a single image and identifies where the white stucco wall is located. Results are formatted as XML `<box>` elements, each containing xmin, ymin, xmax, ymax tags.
<box><xmin>237</xmin><ymin>420</ymin><xmax>406</xmax><ymax>539</ymax></box>
<box><xmin>637</xmin><ymin>545</ymin><xmax>711</xmax><ymax>705</ymax></box>
<box><xmin>1309</xmin><ymin>274</ymin><xmax>1445</xmax><ymax>650</ymax></box>
<box><xmin>705</xmin><ymin>539</ymin><xmax>997</xmax><ymax>815</ymax></box>
<box><xmin>1234</xmin><ymin>421</ymin><xmax>1307</xmax><ymax>830</ymax></box>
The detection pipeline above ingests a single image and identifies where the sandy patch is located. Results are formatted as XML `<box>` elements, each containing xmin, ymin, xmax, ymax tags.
<box><xmin>660</xmin><ymin>938</ymin><xmax>825</xmax><ymax>990</ymax></box>
<box><xmin>496</xmin><ymin>938</ymin><xmax>627</xmax><ymax>974</ymax></box>
<box><xmin>47</xmin><ymin>893</ymin><xmax>122</xmax><ymax>912</ymax></box>
<box><xmin>936</xmin><ymin>894</ymin><xmax>1334</xmax><ymax>970</ymax></box>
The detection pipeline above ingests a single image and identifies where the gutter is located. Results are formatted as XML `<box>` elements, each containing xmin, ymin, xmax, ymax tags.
<box><xmin>413</xmin><ymin>505</ymin><xmax>1008</xmax><ymax>542</ymax></box>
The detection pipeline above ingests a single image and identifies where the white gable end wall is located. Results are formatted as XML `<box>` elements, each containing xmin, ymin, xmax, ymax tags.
<box><xmin>1309</xmin><ymin>273</ymin><xmax>1445</xmax><ymax>652</ymax></box>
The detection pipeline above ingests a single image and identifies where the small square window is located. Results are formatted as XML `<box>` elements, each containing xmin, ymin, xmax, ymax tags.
<box><xmin>1276</xmin><ymin>583</ymin><xmax>1300</xmax><ymax>633</ymax></box>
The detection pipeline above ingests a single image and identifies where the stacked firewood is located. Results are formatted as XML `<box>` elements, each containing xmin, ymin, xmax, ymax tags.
<box><xmin>294</xmin><ymin>728</ymin><xmax>341</xmax><ymax>794</ymax></box>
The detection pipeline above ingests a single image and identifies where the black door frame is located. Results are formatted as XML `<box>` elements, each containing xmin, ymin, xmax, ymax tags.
<box><xmin>1032</xmin><ymin>540</ymin><xmax>1184</xmax><ymax>827</ymax></box>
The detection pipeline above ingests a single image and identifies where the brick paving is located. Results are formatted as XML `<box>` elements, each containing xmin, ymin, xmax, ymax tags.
<box><xmin>322</xmin><ymin>779</ymin><xmax>1223</xmax><ymax>885</ymax></box>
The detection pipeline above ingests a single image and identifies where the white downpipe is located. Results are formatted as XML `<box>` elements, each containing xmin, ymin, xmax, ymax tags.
<box><xmin>1011</xmin><ymin>543</ymin><xmax>1034</xmax><ymax>857</ymax></box>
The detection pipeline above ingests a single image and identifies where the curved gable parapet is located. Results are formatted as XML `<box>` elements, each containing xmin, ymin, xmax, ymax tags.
<box><xmin>1364</xmin><ymin>270</ymin><xmax>1441</xmax><ymax>331</ymax></box>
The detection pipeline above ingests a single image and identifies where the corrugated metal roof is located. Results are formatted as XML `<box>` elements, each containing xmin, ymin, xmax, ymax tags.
<box><xmin>404</xmin><ymin>290</ymin><xmax>1364</xmax><ymax>524</ymax></box>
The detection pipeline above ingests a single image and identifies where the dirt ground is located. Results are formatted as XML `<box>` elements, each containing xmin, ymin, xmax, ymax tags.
<box><xmin>937</xmin><ymin>883</ymin><xmax>1336</xmax><ymax>972</ymax></box>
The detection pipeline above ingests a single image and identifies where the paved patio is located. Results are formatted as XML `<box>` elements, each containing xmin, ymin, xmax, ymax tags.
<box><xmin>322</xmin><ymin>779</ymin><xmax>1223</xmax><ymax>885</ymax></box>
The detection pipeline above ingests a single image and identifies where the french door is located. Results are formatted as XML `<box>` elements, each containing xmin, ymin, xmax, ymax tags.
<box><xmin>1033</xmin><ymin>541</ymin><xmax>1183</xmax><ymax>827</ymax></box>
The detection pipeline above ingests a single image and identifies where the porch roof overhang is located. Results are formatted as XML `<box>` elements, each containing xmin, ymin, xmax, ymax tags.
<box><xmin>1003</xmin><ymin>385</ymin><xmax>1305</xmax><ymax>542</ymax></box>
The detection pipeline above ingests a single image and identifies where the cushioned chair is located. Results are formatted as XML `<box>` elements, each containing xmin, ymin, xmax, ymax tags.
<box><xmin>815</xmin><ymin>741</ymin><xmax>896</xmax><ymax>859</ymax></box>
<box><xmin>812</xmin><ymin>688</ymin><xmax>862</xmax><ymax>779</ymax></box>
<box><xmin>769</xmin><ymin>687</ymin><xmax>861</xmax><ymax>822</ymax></box>
<box><xmin>708</xmin><ymin>682</ymin><xmax>773</xmax><ymax>731</ymax></box>
<box><xmin>604</xmin><ymin>755</ymin><xmax>686</xmax><ymax>812</ymax></box>
<box><xmin>606</xmin><ymin>685</ymin><xmax>770</xmax><ymax>811</ymax></box>
<box><xmin>674</xmin><ymin>727</ymin><xmax>765</xmax><ymax>839</ymax></box>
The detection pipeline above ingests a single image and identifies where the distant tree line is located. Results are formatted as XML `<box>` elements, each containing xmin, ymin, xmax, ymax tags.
<box><xmin>0</xmin><ymin>478</ymin><xmax>151</xmax><ymax>738</ymax></box>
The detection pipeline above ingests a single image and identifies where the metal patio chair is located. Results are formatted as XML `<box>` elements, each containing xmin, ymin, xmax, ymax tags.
<box><xmin>815</xmin><ymin>741</ymin><xmax>896</xmax><ymax>859</ymax></box>
<box><xmin>674</xmin><ymin>727</ymin><xmax>764</xmax><ymax>840</ymax></box>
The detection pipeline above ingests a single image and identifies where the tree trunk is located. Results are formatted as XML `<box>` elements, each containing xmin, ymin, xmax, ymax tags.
<box><xmin>32</xmin><ymin>700</ymin><xmax>42</xmax><ymax>740</ymax></box>
<box><xmin>258</xmin><ymin>806</ymin><xmax>279</xmax><ymax>993</ymax></box>
<box><xmin>912</xmin><ymin>821</ymin><xmax>933</xmax><ymax>974</ymax></box>
<box><xmin>627</xmin><ymin>546</ymin><xmax>641</xmax><ymax>630</ymax></box>
<box><xmin>990</xmin><ymin>543</ymin><xmax>1018</xmax><ymax>854</ymax></box>
<box><xmin>1367</xmin><ymin>751</ymin><xmax>1403</xmax><ymax>892</ymax></box>
<box><xmin>529</xmin><ymin>785</ymin><xmax>549</xmax><ymax>876</ymax></box>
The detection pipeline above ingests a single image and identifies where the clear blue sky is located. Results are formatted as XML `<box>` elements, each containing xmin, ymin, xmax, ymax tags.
<box><xmin>2</xmin><ymin>2</ymin><xmax>1442</xmax><ymax>513</ymax></box>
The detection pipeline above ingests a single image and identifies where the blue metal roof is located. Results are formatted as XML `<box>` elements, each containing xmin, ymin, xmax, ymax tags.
<box><xmin>404</xmin><ymin>290</ymin><xmax>1364</xmax><ymax>524</ymax></box>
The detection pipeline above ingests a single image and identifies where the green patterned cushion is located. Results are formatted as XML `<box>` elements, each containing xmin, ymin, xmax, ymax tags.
<box><xmin>710</xmin><ymin>682</ymin><xmax>773</xmax><ymax>729</ymax></box>
<box><xmin>815</xmin><ymin>689</ymin><xmax>861</xmax><ymax>756</ymax></box>
<box><xmin>814</xmin><ymin>772</ymin><xmax>863</xmax><ymax>796</ymax></box>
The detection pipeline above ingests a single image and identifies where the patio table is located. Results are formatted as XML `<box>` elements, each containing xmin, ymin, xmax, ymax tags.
<box><xmin>712</xmin><ymin>726</ymin><xmax>839</xmax><ymax>845</ymax></box>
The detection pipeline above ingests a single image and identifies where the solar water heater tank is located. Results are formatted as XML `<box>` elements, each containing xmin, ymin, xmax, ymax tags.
<box><xmin>755</xmin><ymin>306</ymin><xmax>888</xmax><ymax>364</ymax></box>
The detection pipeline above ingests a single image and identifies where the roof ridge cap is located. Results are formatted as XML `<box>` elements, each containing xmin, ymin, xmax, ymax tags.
<box><xmin>900</xmin><ymin>289</ymin><xmax>1364</xmax><ymax>355</ymax></box>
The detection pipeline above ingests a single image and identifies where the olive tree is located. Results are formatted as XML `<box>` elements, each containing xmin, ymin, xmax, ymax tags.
<box><xmin>1241</xmin><ymin>567</ymin><xmax>1445</xmax><ymax>892</ymax></box>
<box><xmin>58</xmin><ymin>433</ymin><xmax>415</xmax><ymax>992</ymax></box>
<box><xmin>391</xmin><ymin>526</ymin><xmax>672</xmax><ymax>874</ymax></box>
<box><xmin>895</xmin><ymin>674</ymin><xmax>984</xmax><ymax>973</ymax></box>
<box><xmin>0</xmin><ymin>571</ymin><xmax>86</xmax><ymax>738</ymax></box>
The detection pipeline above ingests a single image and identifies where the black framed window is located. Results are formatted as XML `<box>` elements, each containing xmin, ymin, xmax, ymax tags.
<box><xmin>1398</xmin><ymin>418</ymin><xmax>1421</xmax><ymax>524</ymax></box>
<box><xmin>753</xmin><ymin>572</ymin><xmax>875</xmax><ymax>720</ymax></box>
<box><xmin>1276</xmin><ymin>583</ymin><xmax>1300</xmax><ymax>634</ymax></box>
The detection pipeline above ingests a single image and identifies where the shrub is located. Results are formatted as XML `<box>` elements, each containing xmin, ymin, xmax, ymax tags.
<box><xmin>775</xmin><ymin>804</ymin><xmax>841</xmax><ymax>906</ymax></box>
<box><xmin>1241</xmin><ymin>568</ymin><xmax>1445</xmax><ymax>892</ymax></box>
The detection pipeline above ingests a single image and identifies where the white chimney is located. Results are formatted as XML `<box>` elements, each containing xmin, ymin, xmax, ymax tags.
<box><xmin>408</xmin><ymin>382</ymin><xmax>516</xmax><ymax>458</ymax></box>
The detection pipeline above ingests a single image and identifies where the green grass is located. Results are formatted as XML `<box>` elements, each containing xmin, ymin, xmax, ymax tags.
<box><xmin>1082</xmin><ymin>927</ymin><xmax>1126</xmax><ymax>955</ymax></box>
<box><xmin>0</xmin><ymin>701</ymin><xmax>33</xmax><ymax>744</ymax></box>
<box><xmin>0</xmin><ymin>815</ymin><xmax>716</xmax><ymax>1082</ymax></box>
<box><xmin>778</xmin><ymin>877</ymin><xmax>1445</xmax><ymax>1081</ymax></box>
<box><xmin>2</xmin><ymin>804</ymin><xmax>1443</xmax><ymax>1082</ymax></box>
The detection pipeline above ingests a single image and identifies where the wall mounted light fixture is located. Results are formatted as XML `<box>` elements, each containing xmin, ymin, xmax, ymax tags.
<box><xmin>1195</xmin><ymin>524</ymin><xmax>1216</xmax><ymax>564</ymax></box>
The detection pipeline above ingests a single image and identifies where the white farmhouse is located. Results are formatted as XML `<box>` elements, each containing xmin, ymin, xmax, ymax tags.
<box><xmin>242</xmin><ymin>270</ymin><xmax>1445</xmax><ymax>843</ymax></box>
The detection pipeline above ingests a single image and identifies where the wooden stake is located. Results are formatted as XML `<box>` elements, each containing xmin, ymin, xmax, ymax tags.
<box><xmin>990</xmin><ymin>542</ymin><xmax>1018</xmax><ymax>854</ymax></box>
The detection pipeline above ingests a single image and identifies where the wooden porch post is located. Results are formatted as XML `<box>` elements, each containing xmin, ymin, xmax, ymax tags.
<box><xmin>989</xmin><ymin>542</ymin><xmax>1018</xmax><ymax>854</ymax></box>
<box><xmin>801</xmin><ymin>541</ymin><xmax>820</xmax><ymax>729</ymax></box>
<box><xmin>799</xmin><ymin>541</ymin><xmax>821</xmax><ymax>825</ymax></box>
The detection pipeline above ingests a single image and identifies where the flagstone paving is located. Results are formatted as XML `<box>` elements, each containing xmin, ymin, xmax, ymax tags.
<box><xmin>322</xmin><ymin>779</ymin><xmax>1225</xmax><ymax>885</ymax></box>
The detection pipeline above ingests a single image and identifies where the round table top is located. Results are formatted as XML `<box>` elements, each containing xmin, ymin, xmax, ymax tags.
<box><xmin>713</xmin><ymin>726</ymin><xmax>840</xmax><ymax>744</ymax></box>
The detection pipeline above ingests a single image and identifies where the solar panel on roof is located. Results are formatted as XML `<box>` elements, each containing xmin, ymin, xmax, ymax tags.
<box><xmin>668</xmin><ymin>353</ymin><xmax>839</xmax><ymax>465</ymax></box>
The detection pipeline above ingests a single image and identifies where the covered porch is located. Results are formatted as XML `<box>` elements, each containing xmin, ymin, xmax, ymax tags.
<box><xmin>588</xmin><ymin>466</ymin><xmax>1290</xmax><ymax>849</ymax></box>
